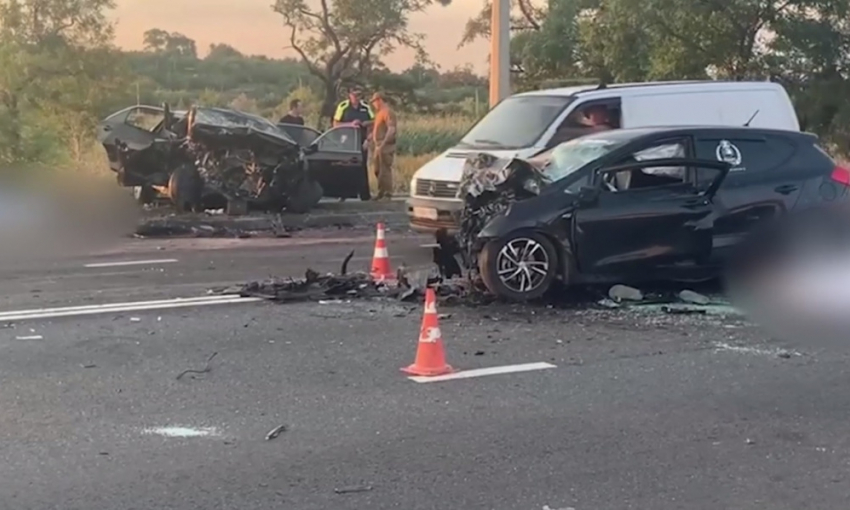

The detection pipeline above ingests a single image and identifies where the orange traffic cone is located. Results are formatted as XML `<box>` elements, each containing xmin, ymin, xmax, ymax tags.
<box><xmin>370</xmin><ymin>223</ymin><xmax>395</xmax><ymax>282</ymax></box>
<box><xmin>401</xmin><ymin>288</ymin><xmax>454</xmax><ymax>376</ymax></box>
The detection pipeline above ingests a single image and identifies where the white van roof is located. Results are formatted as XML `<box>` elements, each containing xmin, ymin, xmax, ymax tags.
<box><xmin>516</xmin><ymin>80</ymin><xmax>785</xmax><ymax>99</ymax></box>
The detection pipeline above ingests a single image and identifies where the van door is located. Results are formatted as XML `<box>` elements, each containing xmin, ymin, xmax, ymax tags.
<box><xmin>621</xmin><ymin>89</ymin><xmax>798</xmax><ymax>130</ymax></box>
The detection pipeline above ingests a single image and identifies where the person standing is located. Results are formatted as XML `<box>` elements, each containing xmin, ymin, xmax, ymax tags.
<box><xmin>332</xmin><ymin>86</ymin><xmax>374</xmax><ymax>200</ymax></box>
<box><xmin>278</xmin><ymin>99</ymin><xmax>305</xmax><ymax>125</ymax></box>
<box><xmin>369</xmin><ymin>92</ymin><xmax>397</xmax><ymax>200</ymax></box>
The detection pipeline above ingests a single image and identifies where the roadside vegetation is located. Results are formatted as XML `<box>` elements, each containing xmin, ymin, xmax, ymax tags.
<box><xmin>0</xmin><ymin>0</ymin><xmax>848</xmax><ymax>193</ymax></box>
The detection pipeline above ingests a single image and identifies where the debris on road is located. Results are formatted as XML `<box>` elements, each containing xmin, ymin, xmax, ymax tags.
<box><xmin>176</xmin><ymin>352</ymin><xmax>218</xmax><ymax>380</ymax></box>
<box><xmin>679</xmin><ymin>289</ymin><xmax>711</xmax><ymax>305</ymax></box>
<box><xmin>609</xmin><ymin>284</ymin><xmax>644</xmax><ymax>302</ymax></box>
<box><xmin>265</xmin><ymin>424</ymin><xmax>288</xmax><ymax>441</ymax></box>
<box><xmin>334</xmin><ymin>485</ymin><xmax>373</xmax><ymax>494</ymax></box>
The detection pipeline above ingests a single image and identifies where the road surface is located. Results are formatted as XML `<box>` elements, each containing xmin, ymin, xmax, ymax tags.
<box><xmin>0</xmin><ymin>227</ymin><xmax>848</xmax><ymax>510</ymax></box>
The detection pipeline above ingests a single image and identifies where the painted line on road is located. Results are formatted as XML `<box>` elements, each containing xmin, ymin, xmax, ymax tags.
<box><xmin>0</xmin><ymin>295</ymin><xmax>261</xmax><ymax>322</ymax></box>
<box><xmin>408</xmin><ymin>362</ymin><xmax>556</xmax><ymax>383</ymax></box>
<box><xmin>420</xmin><ymin>243</ymin><xmax>439</xmax><ymax>248</ymax></box>
<box><xmin>84</xmin><ymin>258</ymin><xmax>178</xmax><ymax>268</ymax></box>
<box><xmin>142</xmin><ymin>426</ymin><xmax>220</xmax><ymax>438</ymax></box>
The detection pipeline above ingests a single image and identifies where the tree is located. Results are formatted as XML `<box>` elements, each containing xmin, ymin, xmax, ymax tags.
<box><xmin>207</xmin><ymin>43</ymin><xmax>242</xmax><ymax>60</ymax></box>
<box><xmin>459</xmin><ymin>0</ymin><xmax>545</xmax><ymax>46</ymax></box>
<box><xmin>143</xmin><ymin>28</ymin><xmax>197</xmax><ymax>58</ymax></box>
<box><xmin>0</xmin><ymin>0</ymin><xmax>124</xmax><ymax>164</ymax></box>
<box><xmin>272</xmin><ymin>0</ymin><xmax>451</xmax><ymax>126</ymax></box>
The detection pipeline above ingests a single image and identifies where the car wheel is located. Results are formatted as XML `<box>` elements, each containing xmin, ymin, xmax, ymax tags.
<box><xmin>478</xmin><ymin>231</ymin><xmax>559</xmax><ymax>301</ymax></box>
<box><xmin>168</xmin><ymin>164</ymin><xmax>203</xmax><ymax>213</ymax></box>
<box><xmin>133</xmin><ymin>185</ymin><xmax>156</xmax><ymax>206</ymax></box>
<box><xmin>287</xmin><ymin>178</ymin><xmax>324</xmax><ymax>213</ymax></box>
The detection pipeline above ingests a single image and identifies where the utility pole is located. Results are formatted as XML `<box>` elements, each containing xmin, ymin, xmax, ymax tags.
<box><xmin>488</xmin><ymin>0</ymin><xmax>511</xmax><ymax>107</ymax></box>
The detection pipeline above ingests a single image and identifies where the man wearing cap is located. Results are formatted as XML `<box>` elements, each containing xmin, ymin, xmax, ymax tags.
<box><xmin>333</xmin><ymin>86</ymin><xmax>374</xmax><ymax>200</ymax></box>
<box><xmin>369</xmin><ymin>92</ymin><xmax>397</xmax><ymax>200</ymax></box>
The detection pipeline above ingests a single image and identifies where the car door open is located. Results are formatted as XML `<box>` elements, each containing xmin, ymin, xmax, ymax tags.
<box><xmin>573</xmin><ymin>157</ymin><xmax>730</xmax><ymax>276</ymax></box>
<box><xmin>304</xmin><ymin>126</ymin><xmax>365</xmax><ymax>200</ymax></box>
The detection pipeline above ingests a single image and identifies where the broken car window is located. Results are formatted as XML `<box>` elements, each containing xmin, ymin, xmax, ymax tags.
<box><xmin>126</xmin><ymin>108</ymin><xmax>165</xmax><ymax>132</ymax></box>
<box><xmin>317</xmin><ymin>127</ymin><xmax>359</xmax><ymax>152</ymax></box>
<box><xmin>545</xmin><ymin>138</ymin><xmax>626</xmax><ymax>183</ymax></box>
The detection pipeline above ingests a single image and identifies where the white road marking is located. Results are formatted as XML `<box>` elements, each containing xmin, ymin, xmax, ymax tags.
<box><xmin>420</xmin><ymin>243</ymin><xmax>439</xmax><ymax>248</ymax></box>
<box><xmin>15</xmin><ymin>335</ymin><xmax>42</xmax><ymax>340</ymax></box>
<box><xmin>142</xmin><ymin>426</ymin><xmax>220</xmax><ymax>438</ymax></box>
<box><xmin>0</xmin><ymin>295</ymin><xmax>261</xmax><ymax>322</ymax></box>
<box><xmin>84</xmin><ymin>259</ymin><xmax>178</xmax><ymax>268</ymax></box>
<box><xmin>408</xmin><ymin>362</ymin><xmax>556</xmax><ymax>383</ymax></box>
<box><xmin>713</xmin><ymin>342</ymin><xmax>800</xmax><ymax>358</ymax></box>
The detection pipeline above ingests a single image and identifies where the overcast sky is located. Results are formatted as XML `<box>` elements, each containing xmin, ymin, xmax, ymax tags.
<box><xmin>111</xmin><ymin>0</ymin><xmax>490</xmax><ymax>73</ymax></box>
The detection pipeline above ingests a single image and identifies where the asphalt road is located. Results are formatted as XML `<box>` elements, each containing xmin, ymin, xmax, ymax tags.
<box><xmin>1</xmin><ymin>227</ymin><xmax>849</xmax><ymax>510</ymax></box>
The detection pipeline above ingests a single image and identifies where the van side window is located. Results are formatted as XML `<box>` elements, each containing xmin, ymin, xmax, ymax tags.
<box><xmin>547</xmin><ymin>99</ymin><xmax>622</xmax><ymax>147</ymax></box>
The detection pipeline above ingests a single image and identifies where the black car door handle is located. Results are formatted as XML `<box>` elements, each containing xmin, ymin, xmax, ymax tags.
<box><xmin>774</xmin><ymin>184</ymin><xmax>798</xmax><ymax>195</ymax></box>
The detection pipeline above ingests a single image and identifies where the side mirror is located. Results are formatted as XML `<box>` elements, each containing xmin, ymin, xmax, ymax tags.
<box><xmin>577</xmin><ymin>186</ymin><xmax>600</xmax><ymax>205</ymax></box>
<box><xmin>303</xmin><ymin>142</ymin><xmax>319</xmax><ymax>155</ymax></box>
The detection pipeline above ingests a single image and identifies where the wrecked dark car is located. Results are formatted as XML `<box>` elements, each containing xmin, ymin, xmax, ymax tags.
<box><xmin>437</xmin><ymin>126</ymin><xmax>850</xmax><ymax>301</ymax></box>
<box><xmin>97</xmin><ymin>105</ymin><xmax>368</xmax><ymax>213</ymax></box>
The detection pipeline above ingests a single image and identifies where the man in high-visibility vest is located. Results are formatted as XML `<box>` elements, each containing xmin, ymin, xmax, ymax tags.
<box><xmin>333</xmin><ymin>86</ymin><xmax>374</xmax><ymax>200</ymax></box>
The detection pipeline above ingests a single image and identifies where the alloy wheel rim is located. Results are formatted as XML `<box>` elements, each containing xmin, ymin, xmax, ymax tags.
<box><xmin>496</xmin><ymin>238</ymin><xmax>550</xmax><ymax>293</ymax></box>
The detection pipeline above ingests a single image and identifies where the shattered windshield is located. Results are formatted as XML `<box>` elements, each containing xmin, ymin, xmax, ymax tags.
<box><xmin>457</xmin><ymin>95</ymin><xmax>573</xmax><ymax>150</ymax></box>
<box><xmin>544</xmin><ymin>137</ymin><xmax>626</xmax><ymax>182</ymax></box>
<box><xmin>193</xmin><ymin>108</ymin><xmax>297</xmax><ymax>144</ymax></box>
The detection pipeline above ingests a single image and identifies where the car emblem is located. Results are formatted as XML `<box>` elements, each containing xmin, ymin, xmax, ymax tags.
<box><xmin>428</xmin><ymin>181</ymin><xmax>437</xmax><ymax>196</ymax></box>
<box><xmin>716</xmin><ymin>139</ymin><xmax>742</xmax><ymax>167</ymax></box>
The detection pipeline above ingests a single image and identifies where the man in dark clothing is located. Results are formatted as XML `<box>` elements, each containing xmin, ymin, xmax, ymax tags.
<box><xmin>278</xmin><ymin>99</ymin><xmax>305</xmax><ymax>125</ymax></box>
<box><xmin>332</xmin><ymin>87</ymin><xmax>374</xmax><ymax>201</ymax></box>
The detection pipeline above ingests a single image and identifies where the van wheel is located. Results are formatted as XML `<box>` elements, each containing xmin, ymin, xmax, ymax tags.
<box><xmin>478</xmin><ymin>231</ymin><xmax>558</xmax><ymax>301</ymax></box>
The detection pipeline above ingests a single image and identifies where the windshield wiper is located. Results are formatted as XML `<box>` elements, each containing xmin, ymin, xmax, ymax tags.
<box><xmin>471</xmin><ymin>138</ymin><xmax>505</xmax><ymax>147</ymax></box>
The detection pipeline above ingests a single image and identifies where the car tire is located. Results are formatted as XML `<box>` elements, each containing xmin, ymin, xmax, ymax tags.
<box><xmin>287</xmin><ymin>178</ymin><xmax>324</xmax><ymax>214</ymax></box>
<box><xmin>168</xmin><ymin>164</ymin><xmax>203</xmax><ymax>213</ymax></box>
<box><xmin>478</xmin><ymin>230</ymin><xmax>559</xmax><ymax>301</ymax></box>
<box><xmin>133</xmin><ymin>185</ymin><xmax>156</xmax><ymax>206</ymax></box>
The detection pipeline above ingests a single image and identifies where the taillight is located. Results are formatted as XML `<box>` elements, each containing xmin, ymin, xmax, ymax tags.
<box><xmin>831</xmin><ymin>165</ymin><xmax>850</xmax><ymax>186</ymax></box>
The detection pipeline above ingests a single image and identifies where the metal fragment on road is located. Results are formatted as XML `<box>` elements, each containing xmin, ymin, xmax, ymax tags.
<box><xmin>334</xmin><ymin>485</ymin><xmax>373</xmax><ymax>494</ymax></box>
<box><xmin>176</xmin><ymin>352</ymin><xmax>218</xmax><ymax>380</ymax></box>
<box><xmin>265</xmin><ymin>424</ymin><xmax>288</xmax><ymax>440</ymax></box>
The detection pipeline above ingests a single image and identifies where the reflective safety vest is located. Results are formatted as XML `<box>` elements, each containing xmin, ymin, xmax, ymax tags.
<box><xmin>333</xmin><ymin>99</ymin><xmax>373</xmax><ymax>124</ymax></box>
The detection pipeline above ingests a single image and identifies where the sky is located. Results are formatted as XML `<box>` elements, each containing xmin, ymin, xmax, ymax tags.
<box><xmin>110</xmin><ymin>0</ymin><xmax>490</xmax><ymax>73</ymax></box>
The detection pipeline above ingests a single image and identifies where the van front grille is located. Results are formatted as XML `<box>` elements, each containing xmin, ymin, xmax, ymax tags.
<box><xmin>415</xmin><ymin>179</ymin><xmax>460</xmax><ymax>199</ymax></box>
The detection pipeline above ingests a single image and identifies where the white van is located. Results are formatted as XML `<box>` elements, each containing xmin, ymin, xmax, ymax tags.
<box><xmin>407</xmin><ymin>80</ymin><xmax>800</xmax><ymax>232</ymax></box>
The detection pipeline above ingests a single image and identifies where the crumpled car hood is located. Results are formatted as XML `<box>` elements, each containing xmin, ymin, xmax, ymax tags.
<box><xmin>447</xmin><ymin>152</ymin><xmax>552</xmax><ymax>269</ymax></box>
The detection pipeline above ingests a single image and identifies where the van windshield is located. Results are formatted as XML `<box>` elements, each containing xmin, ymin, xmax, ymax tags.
<box><xmin>457</xmin><ymin>95</ymin><xmax>573</xmax><ymax>150</ymax></box>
